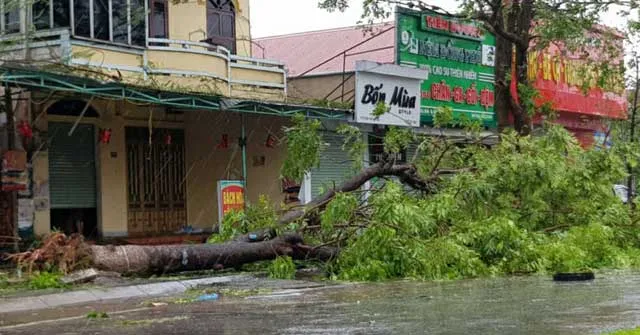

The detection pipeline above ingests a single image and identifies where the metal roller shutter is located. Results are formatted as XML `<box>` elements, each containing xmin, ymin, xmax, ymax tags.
<box><xmin>48</xmin><ymin>122</ymin><xmax>97</xmax><ymax>209</ymax></box>
<box><xmin>310</xmin><ymin>132</ymin><xmax>353</xmax><ymax>198</ymax></box>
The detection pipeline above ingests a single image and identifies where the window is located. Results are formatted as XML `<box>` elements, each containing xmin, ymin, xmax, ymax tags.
<box><xmin>206</xmin><ymin>0</ymin><xmax>235</xmax><ymax>53</ymax></box>
<box><xmin>368</xmin><ymin>132</ymin><xmax>407</xmax><ymax>164</ymax></box>
<box><xmin>130</xmin><ymin>0</ymin><xmax>145</xmax><ymax>46</ymax></box>
<box><xmin>111</xmin><ymin>0</ymin><xmax>128</xmax><ymax>43</ymax></box>
<box><xmin>93</xmin><ymin>0</ymin><xmax>110</xmax><ymax>40</ymax></box>
<box><xmin>3</xmin><ymin>0</ymin><xmax>20</xmax><ymax>34</ymax></box>
<box><xmin>73</xmin><ymin>1</ymin><xmax>90</xmax><ymax>37</ymax></box>
<box><xmin>52</xmin><ymin>0</ymin><xmax>70</xmax><ymax>28</ymax></box>
<box><xmin>149</xmin><ymin>0</ymin><xmax>167</xmax><ymax>39</ymax></box>
<box><xmin>16</xmin><ymin>0</ymin><xmax>147</xmax><ymax>46</ymax></box>
<box><xmin>32</xmin><ymin>0</ymin><xmax>49</xmax><ymax>30</ymax></box>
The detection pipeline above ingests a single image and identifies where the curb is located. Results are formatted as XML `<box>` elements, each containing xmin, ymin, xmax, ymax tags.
<box><xmin>0</xmin><ymin>274</ymin><xmax>251</xmax><ymax>314</ymax></box>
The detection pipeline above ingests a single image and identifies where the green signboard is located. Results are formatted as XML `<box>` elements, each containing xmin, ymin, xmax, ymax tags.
<box><xmin>395</xmin><ymin>8</ymin><xmax>496</xmax><ymax>127</ymax></box>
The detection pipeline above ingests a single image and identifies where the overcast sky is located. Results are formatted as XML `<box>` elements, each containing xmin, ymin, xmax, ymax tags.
<box><xmin>249</xmin><ymin>0</ymin><xmax>626</xmax><ymax>39</ymax></box>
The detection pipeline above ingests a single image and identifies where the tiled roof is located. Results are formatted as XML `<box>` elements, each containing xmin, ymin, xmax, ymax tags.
<box><xmin>253</xmin><ymin>23</ymin><xmax>395</xmax><ymax>77</ymax></box>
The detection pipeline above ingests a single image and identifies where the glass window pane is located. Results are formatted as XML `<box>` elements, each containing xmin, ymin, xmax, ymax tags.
<box><xmin>112</xmin><ymin>0</ymin><xmax>127</xmax><ymax>43</ymax></box>
<box><xmin>5</xmin><ymin>0</ymin><xmax>20</xmax><ymax>34</ymax></box>
<box><xmin>221</xmin><ymin>13</ymin><xmax>233</xmax><ymax>37</ymax></box>
<box><xmin>130</xmin><ymin>0</ymin><xmax>145</xmax><ymax>46</ymax></box>
<box><xmin>32</xmin><ymin>0</ymin><xmax>50</xmax><ymax>30</ymax></box>
<box><xmin>151</xmin><ymin>1</ymin><xmax>166</xmax><ymax>38</ymax></box>
<box><xmin>73</xmin><ymin>0</ymin><xmax>90</xmax><ymax>37</ymax></box>
<box><xmin>207</xmin><ymin>12</ymin><xmax>220</xmax><ymax>36</ymax></box>
<box><xmin>93</xmin><ymin>0</ymin><xmax>109</xmax><ymax>40</ymax></box>
<box><xmin>52</xmin><ymin>0</ymin><xmax>70</xmax><ymax>28</ymax></box>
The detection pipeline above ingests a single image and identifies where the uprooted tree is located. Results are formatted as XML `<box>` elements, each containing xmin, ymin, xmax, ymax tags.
<box><xmin>7</xmin><ymin>2</ymin><xmax>640</xmax><ymax>280</ymax></box>
<box><xmin>9</xmin><ymin>110</ymin><xmax>640</xmax><ymax>281</ymax></box>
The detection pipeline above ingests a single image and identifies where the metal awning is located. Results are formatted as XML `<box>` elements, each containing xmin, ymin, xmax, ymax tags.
<box><xmin>0</xmin><ymin>66</ymin><xmax>352</xmax><ymax>120</ymax></box>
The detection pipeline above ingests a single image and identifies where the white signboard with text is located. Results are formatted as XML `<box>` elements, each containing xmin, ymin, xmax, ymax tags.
<box><xmin>355</xmin><ymin>61</ymin><xmax>427</xmax><ymax>127</ymax></box>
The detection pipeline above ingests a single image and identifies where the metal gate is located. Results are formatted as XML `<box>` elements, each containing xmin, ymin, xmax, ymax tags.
<box><xmin>48</xmin><ymin>122</ymin><xmax>97</xmax><ymax>209</ymax></box>
<box><xmin>126</xmin><ymin>127</ymin><xmax>187</xmax><ymax>235</ymax></box>
<box><xmin>310</xmin><ymin>132</ymin><xmax>352</xmax><ymax>198</ymax></box>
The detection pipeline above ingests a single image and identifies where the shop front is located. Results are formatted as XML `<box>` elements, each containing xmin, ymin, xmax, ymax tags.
<box><xmin>1</xmin><ymin>69</ymin><xmax>350</xmax><ymax>239</ymax></box>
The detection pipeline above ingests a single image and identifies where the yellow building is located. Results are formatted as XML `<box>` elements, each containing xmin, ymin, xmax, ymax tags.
<box><xmin>0</xmin><ymin>0</ymin><xmax>349</xmax><ymax>240</ymax></box>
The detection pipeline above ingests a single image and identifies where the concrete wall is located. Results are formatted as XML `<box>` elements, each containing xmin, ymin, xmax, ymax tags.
<box><xmin>185</xmin><ymin>111</ymin><xmax>289</xmax><ymax>230</ymax></box>
<box><xmin>168</xmin><ymin>0</ymin><xmax>252</xmax><ymax>57</ymax></box>
<box><xmin>168</xmin><ymin>0</ymin><xmax>207</xmax><ymax>42</ymax></box>
<box><xmin>288</xmin><ymin>73</ymin><xmax>356</xmax><ymax>102</ymax></box>
<box><xmin>236</xmin><ymin>0</ymin><xmax>252</xmax><ymax>57</ymax></box>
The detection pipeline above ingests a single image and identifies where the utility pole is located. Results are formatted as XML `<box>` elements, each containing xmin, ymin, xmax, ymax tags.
<box><xmin>628</xmin><ymin>60</ymin><xmax>639</xmax><ymax>207</ymax></box>
<box><xmin>4</xmin><ymin>83</ymin><xmax>18</xmax><ymax>251</ymax></box>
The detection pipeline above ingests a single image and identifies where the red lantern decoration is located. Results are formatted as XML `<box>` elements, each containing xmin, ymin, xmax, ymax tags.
<box><xmin>216</xmin><ymin>134</ymin><xmax>229</xmax><ymax>149</ymax></box>
<box><xmin>265</xmin><ymin>134</ymin><xmax>276</xmax><ymax>148</ymax></box>
<box><xmin>99</xmin><ymin>128</ymin><xmax>112</xmax><ymax>144</ymax></box>
<box><xmin>18</xmin><ymin>120</ymin><xmax>33</xmax><ymax>139</ymax></box>
<box><xmin>164</xmin><ymin>132</ymin><xmax>172</xmax><ymax>145</ymax></box>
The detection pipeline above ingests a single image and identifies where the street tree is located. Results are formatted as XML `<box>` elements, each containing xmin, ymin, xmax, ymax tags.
<box><xmin>319</xmin><ymin>0</ymin><xmax>634</xmax><ymax>135</ymax></box>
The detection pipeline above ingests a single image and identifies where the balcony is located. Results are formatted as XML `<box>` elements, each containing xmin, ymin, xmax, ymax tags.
<box><xmin>0</xmin><ymin>28</ymin><xmax>286</xmax><ymax>102</ymax></box>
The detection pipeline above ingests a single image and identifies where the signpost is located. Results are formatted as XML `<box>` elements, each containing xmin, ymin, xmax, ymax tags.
<box><xmin>395</xmin><ymin>7</ymin><xmax>496</xmax><ymax>127</ymax></box>
<box><xmin>217</xmin><ymin>180</ymin><xmax>245</xmax><ymax>231</ymax></box>
<box><xmin>355</xmin><ymin>60</ymin><xmax>427</xmax><ymax>127</ymax></box>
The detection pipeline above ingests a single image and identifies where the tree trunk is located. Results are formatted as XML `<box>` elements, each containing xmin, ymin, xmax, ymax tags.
<box><xmin>494</xmin><ymin>6</ymin><xmax>513</xmax><ymax>133</ymax></box>
<box><xmin>89</xmin><ymin>234</ymin><xmax>338</xmax><ymax>275</ymax></box>
<box><xmin>513</xmin><ymin>0</ymin><xmax>534</xmax><ymax>136</ymax></box>
<box><xmin>278</xmin><ymin>160</ymin><xmax>431</xmax><ymax>226</ymax></box>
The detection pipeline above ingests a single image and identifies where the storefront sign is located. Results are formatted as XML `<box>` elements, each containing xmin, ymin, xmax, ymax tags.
<box><xmin>355</xmin><ymin>61</ymin><xmax>425</xmax><ymax>127</ymax></box>
<box><xmin>217</xmin><ymin>180</ymin><xmax>245</xmax><ymax>224</ymax></box>
<box><xmin>528</xmin><ymin>50</ymin><xmax>627</xmax><ymax>119</ymax></box>
<box><xmin>396</xmin><ymin>8</ymin><xmax>496</xmax><ymax>127</ymax></box>
<box><xmin>2</xmin><ymin>150</ymin><xmax>27</xmax><ymax>191</ymax></box>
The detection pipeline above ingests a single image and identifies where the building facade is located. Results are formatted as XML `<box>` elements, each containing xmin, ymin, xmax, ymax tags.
<box><xmin>0</xmin><ymin>0</ymin><xmax>349</xmax><ymax>240</ymax></box>
<box><xmin>255</xmin><ymin>10</ymin><xmax>626</xmax><ymax>148</ymax></box>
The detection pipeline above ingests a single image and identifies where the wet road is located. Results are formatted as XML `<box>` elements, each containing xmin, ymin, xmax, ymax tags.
<box><xmin>2</xmin><ymin>272</ymin><xmax>640</xmax><ymax>334</ymax></box>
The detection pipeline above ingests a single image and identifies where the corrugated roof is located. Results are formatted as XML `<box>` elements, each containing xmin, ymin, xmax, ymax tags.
<box><xmin>253</xmin><ymin>23</ymin><xmax>395</xmax><ymax>77</ymax></box>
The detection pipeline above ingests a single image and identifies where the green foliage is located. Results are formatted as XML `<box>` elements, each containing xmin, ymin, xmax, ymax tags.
<box><xmin>321</xmin><ymin>192</ymin><xmax>359</xmax><ymax>235</ymax></box>
<box><xmin>28</xmin><ymin>271</ymin><xmax>65</xmax><ymax>290</ymax></box>
<box><xmin>86</xmin><ymin>311</ymin><xmax>109</xmax><ymax>319</ymax></box>
<box><xmin>300</xmin><ymin>99</ymin><xmax>353</xmax><ymax>110</ymax></box>
<box><xmin>433</xmin><ymin>106</ymin><xmax>454</xmax><ymax>128</ymax></box>
<box><xmin>268</xmin><ymin>256</ymin><xmax>296</xmax><ymax>280</ymax></box>
<box><xmin>281</xmin><ymin>114</ymin><xmax>324</xmax><ymax>182</ymax></box>
<box><xmin>327</xmin><ymin>125</ymin><xmax>640</xmax><ymax>281</ymax></box>
<box><xmin>518</xmin><ymin>84</ymin><xmax>541</xmax><ymax>117</ymax></box>
<box><xmin>337</xmin><ymin>124</ymin><xmax>366</xmax><ymax>171</ymax></box>
<box><xmin>372</xmin><ymin>101</ymin><xmax>390</xmax><ymax>118</ymax></box>
<box><xmin>383</xmin><ymin>126</ymin><xmax>414</xmax><ymax>154</ymax></box>
<box><xmin>608</xmin><ymin>327</ymin><xmax>640</xmax><ymax>335</ymax></box>
<box><xmin>207</xmin><ymin>195</ymin><xmax>278</xmax><ymax>243</ymax></box>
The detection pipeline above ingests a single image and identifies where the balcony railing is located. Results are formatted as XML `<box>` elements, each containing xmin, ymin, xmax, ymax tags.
<box><xmin>0</xmin><ymin>29</ymin><xmax>287</xmax><ymax>101</ymax></box>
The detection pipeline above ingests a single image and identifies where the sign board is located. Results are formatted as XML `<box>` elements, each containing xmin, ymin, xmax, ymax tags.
<box><xmin>355</xmin><ymin>60</ymin><xmax>426</xmax><ymax>127</ymax></box>
<box><xmin>395</xmin><ymin>7</ymin><xmax>496</xmax><ymax>127</ymax></box>
<box><xmin>528</xmin><ymin>50</ymin><xmax>627</xmax><ymax>119</ymax></box>
<box><xmin>217</xmin><ymin>180</ymin><xmax>245</xmax><ymax>225</ymax></box>
<box><xmin>2</xmin><ymin>150</ymin><xmax>27</xmax><ymax>191</ymax></box>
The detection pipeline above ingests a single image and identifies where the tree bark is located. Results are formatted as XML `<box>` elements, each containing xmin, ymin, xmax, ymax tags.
<box><xmin>89</xmin><ymin>234</ymin><xmax>338</xmax><ymax>275</ymax></box>
<box><xmin>278</xmin><ymin>160</ymin><xmax>433</xmax><ymax>226</ymax></box>
<box><xmin>494</xmin><ymin>6</ymin><xmax>513</xmax><ymax>133</ymax></box>
<box><xmin>513</xmin><ymin>0</ymin><xmax>534</xmax><ymax>136</ymax></box>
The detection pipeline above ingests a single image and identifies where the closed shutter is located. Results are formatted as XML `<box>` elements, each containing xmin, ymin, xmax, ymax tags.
<box><xmin>310</xmin><ymin>132</ymin><xmax>352</xmax><ymax>198</ymax></box>
<box><xmin>48</xmin><ymin>122</ymin><xmax>97</xmax><ymax>209</ymax></box>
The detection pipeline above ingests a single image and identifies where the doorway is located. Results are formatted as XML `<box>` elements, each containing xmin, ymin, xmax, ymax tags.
<box><xmin>47</xmin><ymin>122</ymin><xmax>98</xmax><ymax>238</ymax></box>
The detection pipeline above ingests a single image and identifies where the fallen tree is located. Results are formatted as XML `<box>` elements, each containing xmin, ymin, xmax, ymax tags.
<box><xmin>9</xmin><ymin>119</ymin><xmax>636</xmax><ymax>281</ymax></box>
<box><xmin>90</xmin><ymin>234</ymin><xmax>338</xmax><ymax>275</ymax></box>
<box><xmin>6</xmin><ymin>232</ymin><xmax>339</xmax><ymax>275</ymax></box>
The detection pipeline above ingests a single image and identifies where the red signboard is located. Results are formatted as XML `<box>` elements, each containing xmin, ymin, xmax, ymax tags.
<box><xmin>216</xmin><ymin>180</ymin><xmax>245</xmax><ymax>225</ymax></box>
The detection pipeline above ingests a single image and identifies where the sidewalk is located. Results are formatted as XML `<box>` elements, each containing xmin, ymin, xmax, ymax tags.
<box><xmin>0</xmin><ymin>274</ymin><xmax>252</xmax><ymax>314</ymax></box>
